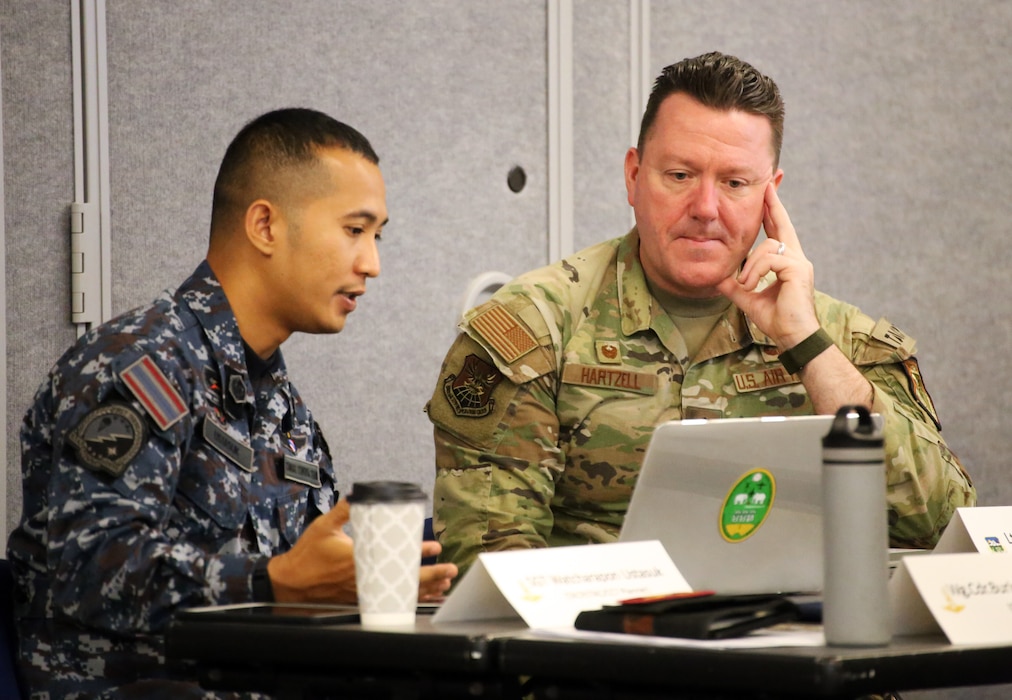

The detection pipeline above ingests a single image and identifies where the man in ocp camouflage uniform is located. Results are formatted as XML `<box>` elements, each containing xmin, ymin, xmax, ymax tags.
<box><xmin>427</xmin><ymin>52</ymin><xmax>975</xmax><ymax>578</ymax></box>
<box><xmin>7</xmin><ymin>109</ymin><xmax>456</xmax><ymax>699</ymax></box>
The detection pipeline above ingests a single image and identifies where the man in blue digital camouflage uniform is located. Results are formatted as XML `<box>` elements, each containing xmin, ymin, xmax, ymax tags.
<box><xmin>7</xmin><ymin>108</ymin><xmax>457</xmax><ymax>698</ymax></box>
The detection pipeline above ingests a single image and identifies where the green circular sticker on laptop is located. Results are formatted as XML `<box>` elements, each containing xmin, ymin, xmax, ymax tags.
<box><xmin>719</xmin><ymin>468</ymin><xmax>776</xmax><ymax>542</ymax></box>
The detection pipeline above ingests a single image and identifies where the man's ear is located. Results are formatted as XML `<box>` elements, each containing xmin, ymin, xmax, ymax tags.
<box><xmin>244</xmin><ymin>199</ymin><xmax>279</xmax><ymax>255</ymax></box>
<box><xmin>623</xmin><ymin>147</ymin><xmax>641</xmax><ymax>208</ymax></box>
<box><xmin>772</xmin><ymin>168</ymin><xmax>784</xmax><ymax>190</ymax></box>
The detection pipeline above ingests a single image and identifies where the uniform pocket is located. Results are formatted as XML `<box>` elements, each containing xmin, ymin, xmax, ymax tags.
<box><xmin>170</xmin><ymin>448</ymin><xmax>248</xmax><ymax>548</ymax></box>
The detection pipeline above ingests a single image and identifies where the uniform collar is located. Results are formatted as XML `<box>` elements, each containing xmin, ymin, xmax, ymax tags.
<box><xmin>178</xmin><ymin>260</ymin><xmax>246</xmax><ymax>368</ymax></box>
<box><xmin>177</xmin><ymin>260</ymin><xmax>292</xmax><ymax>420</ymax></box>
<box><xmin>615</xmin><ymin>230</ymin><xmax>777</xmax><ymax>356</ymax></box>
<box><xmin>616</xmin><ymin>229</ymin><xmax>654</xmax><ymax>336</ymax></box>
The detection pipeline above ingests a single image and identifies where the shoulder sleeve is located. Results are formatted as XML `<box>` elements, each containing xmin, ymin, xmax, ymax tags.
<box><xmin>815</xmin><ymin>295</ymin><xmax>975</xmax><ymax>546</ymax></box>
<box><xmin>428</xmin><ymin>299</ymin><xmax>563</xmax><ymax>576</ymax></box>
<box><xmin>850</xmin><ymin>316</ymin><xmax>918</xmax><ymax>366</ymax></box>
<box><xmin>28</xmin><ymin>328</ymin><xmax>257</xmax><ymax>635</ymax></box>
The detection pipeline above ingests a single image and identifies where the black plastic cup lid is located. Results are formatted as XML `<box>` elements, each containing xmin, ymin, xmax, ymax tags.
<box><xmin>347</xmin><ymin>481</ymin><xmax>427</xmax><ymax>504</ymax></box>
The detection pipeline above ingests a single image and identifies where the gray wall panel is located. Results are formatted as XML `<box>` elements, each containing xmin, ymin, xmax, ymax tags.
<box><xmin>2</xmin><ymin>1</ymin><xmax>78</xmax><ymax>535</ymax></box>
<box><xmin>572</xmin><ymin>0</ymin><xmax>634</xmax><ymax>252</ymax></box>
<box><xmin>103</xmin><ymin>0</ymin><xmax>548</xmax><ymax>499</ymax></box>
<box><xmin>649</xmin><ymin>0</ymin><xmax>1012</xmax><ymax>509</ymax></box>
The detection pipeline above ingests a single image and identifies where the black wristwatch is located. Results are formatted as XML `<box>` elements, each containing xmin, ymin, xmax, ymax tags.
<box><xmin>251</xmin><ymin>558</ymin><xmax>275</xmax><ymax>603</ymax></box>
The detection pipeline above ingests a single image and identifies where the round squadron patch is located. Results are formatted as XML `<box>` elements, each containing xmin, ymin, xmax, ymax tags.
<box><xmin>719</xmin><ymin>468</ymin><xmax>776</xmax><ymax>543</ymax></box>
<box><xmin>67</xmin><ymin>403</ymin><xmax>147</xmax><ymax>477</ymax></box>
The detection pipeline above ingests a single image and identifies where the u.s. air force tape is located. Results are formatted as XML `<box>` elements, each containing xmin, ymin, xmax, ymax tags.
<box><xmin>67</xmin><ymin>403</ymin><xmax>147</xmax><ymax>477</ymax></box>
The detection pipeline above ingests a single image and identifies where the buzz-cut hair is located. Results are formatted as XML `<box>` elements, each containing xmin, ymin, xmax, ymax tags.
<box><xmin>210</xmin><ymin>108</ymin><xmax>379</xmax><ymax>232</ymax></box>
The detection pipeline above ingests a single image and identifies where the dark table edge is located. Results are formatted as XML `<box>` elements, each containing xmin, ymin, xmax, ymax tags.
<box><xmin>494</xmin><ymin>632</ymin><xmax>1012</xmax><ymax>697</ymax></box>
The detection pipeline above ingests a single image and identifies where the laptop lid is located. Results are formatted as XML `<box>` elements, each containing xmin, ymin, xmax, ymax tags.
<box><xmin>619</xmin><ymin>414</ymin><xmax>836</xmax><ymax>595</ymax></box>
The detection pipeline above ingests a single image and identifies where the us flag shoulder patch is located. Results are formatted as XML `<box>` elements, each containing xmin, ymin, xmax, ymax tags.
<box><xmin>469</xmin><ymin>303</ymin><xmax>537</xmax><ymax>363</ymax></box>
<box><xmin>120</xmin><ymin>355</ymin><xmax>188</xmax><ymax>431</ymax></box>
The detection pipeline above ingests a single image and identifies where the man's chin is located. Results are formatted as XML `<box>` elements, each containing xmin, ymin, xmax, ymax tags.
<box><xmin>300</xmin><ymin>317</ymin><xmax>347</xmax><ymax>336</ymax></box>
<box><xmin>660</xmin><ymin>270</ymin><xmax>734</xmax><ymax>299</ymax></box>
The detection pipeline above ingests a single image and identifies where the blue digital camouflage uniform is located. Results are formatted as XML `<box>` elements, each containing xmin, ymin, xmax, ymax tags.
<box><xmin>7</xmin><ymin>261</ymin><xmax>336</xmax><ymax>699</ymax></box>
<box><xmin>428</xmin><ymin>230</ymin><xmax>976</xmax><ymax>576</ymax></box>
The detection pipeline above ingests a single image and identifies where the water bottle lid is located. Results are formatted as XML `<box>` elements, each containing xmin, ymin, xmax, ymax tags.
<box><xmin>822</xmin><ymin>405</ymin><xmax>883</xmax><ymax>449</ymax></box>
<box><xmin>347</xmin><ymin>480</ymin><xmax>427</xmax><ymax>504</ymax></box>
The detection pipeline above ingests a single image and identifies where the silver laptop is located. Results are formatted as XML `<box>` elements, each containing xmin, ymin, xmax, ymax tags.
<box><xmin>619</xmin><ymin>414</ymin><xmax>837</xmax><ymax>595</ymax></box>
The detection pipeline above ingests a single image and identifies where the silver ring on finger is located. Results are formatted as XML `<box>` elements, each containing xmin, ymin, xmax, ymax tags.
<box><xmin>775</xmin><ymin>241</ymin><xmax>786</xmax><ymax>256</ymax></box>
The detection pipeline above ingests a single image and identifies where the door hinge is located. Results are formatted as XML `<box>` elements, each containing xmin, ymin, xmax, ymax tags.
<box><xmin>70</xmin><ymin>201</ymin><xmax>101</xmax><ymax>325</ymax></box>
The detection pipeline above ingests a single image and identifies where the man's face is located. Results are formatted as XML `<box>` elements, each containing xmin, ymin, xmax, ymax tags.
<box><xmin>275</xmin><ymin>147</ymin><xmax>387</xmax><ymax>335</ymax></box>
<box><xmin>625</xmin><ymin>92</ymin><xmax>783</xmax><ymax>299</ymax></box>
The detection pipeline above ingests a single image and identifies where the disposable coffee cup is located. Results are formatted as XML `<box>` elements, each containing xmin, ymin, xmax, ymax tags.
<box><xmin>347</xmin><ymin>481</ymin><xmax>427</xmax><ymax>629</ymax></box>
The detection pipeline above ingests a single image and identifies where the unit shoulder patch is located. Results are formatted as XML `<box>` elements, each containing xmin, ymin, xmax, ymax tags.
<box><xmin>443</xmin><ymin>353</ymin><xmax>505</xmax><ymax>418</ymax></box>
<box><xmin>68</xmin><ymin>402</ymin><xmax>147</xmax><ymax>477</ymax></box>
<box><xmin>120</xmin><ymin>355</ymin><xmax>188</xmax><ymax>431</ymax></box>
<box><xmin>902</xmin><ymin>358</ymin><xmax>941</xmax><ymax>431</ymax></box>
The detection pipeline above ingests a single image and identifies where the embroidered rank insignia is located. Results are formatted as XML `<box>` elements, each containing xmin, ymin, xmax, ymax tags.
<box><xmin>443</xmin><ymin>353</ymin><xmax>504</xmax><ymax>418</ymax></box>
<box><xmin>120</xmin><ymin>356</ymin><xmax>187</xmax><ymax>431</ymax></box>
<box><xmin>68</xmin><ymin>403</ymin><xmax>147</xmax><ymax>477</ymax></box>
<box><xmin>203</xmin><ymin>366</ymin><xmax>222</xmax><ymax>409</ymax></box>
<box><xmin>902</xmin><ymin>358</ymin><xmax>941</xmax><ymax>430</ymax></box>
<box><xmin>469</xmin><ymin>304</ymin><xmax>537</xmax><ymax>363</ymax></box>
<box><xmin>595</xmin><ymin>341</ymin><xmax>622</xmax><ymax>365</ymax></box>
<box><xmin>760</xmin><ymin>346</ymin><xmax>782</xmax><ymax>364</ymax></box>
<box><xmin>228</xmin><ymin>373</ymin><xmax>247</xmax><ymax>405</ymax></box>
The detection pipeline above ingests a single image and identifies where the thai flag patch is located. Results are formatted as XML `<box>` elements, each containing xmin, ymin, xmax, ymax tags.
<box><xmin>120</xmin><ymin>355</ymin><xmax>188</xmax><ymax>431</ymax></box>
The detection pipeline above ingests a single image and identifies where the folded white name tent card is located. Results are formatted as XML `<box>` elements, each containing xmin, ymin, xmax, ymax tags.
<box><xmin>432</xmin><ymin>540</ymin><xmax>691</xmax><ymax>629</ymax></box>
<box><xmin>890</xmin><ymin>506</ymin><xmax>1012</xmax><ymax>644</ymax></box>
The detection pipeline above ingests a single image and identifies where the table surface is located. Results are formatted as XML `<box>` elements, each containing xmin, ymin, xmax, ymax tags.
<box><xmin>496</xmin><ymin>626</ymin><xmax>1012</xmax><ymax>698</ymax></box>
<box><xmin>167</xmin><ymin>608</ymin><xmax>1012</xmax><ymax>699</ymax></box>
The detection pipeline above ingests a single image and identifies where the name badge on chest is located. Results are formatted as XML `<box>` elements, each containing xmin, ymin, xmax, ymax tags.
<box><xmin>282</xmin><ymin>455</ymin><xmax>322</xmax><ymax>488</ymax></box>
<box><xmin>203</xmin><ymin>415</ymin><xmax>255</xmax><ymax>472</ymax></box>
<box><xmin>561</xmin><ymin>363</ymin><xmax>658</xmax><ymax>395</ymax></box>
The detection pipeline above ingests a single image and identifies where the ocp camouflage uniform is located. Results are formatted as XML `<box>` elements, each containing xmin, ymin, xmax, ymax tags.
<box><xmin>7</xmin><ymin>261</ymin><xmax>336</xmax><ymax>699</ymax></box>
<box><xmin>428</xmin><ymin>230</ymin><xmax>975</xmax><ymax>576</ymax></box>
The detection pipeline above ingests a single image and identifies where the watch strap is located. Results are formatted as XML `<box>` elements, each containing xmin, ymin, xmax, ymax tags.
<box><xmin>779</xmin><ymin>328</ymin><xmax>834</xmax><ymax>375</ymax></box>
<box><xmin>251</xmin><ymin>557</ymin><xmax>275</xmax><ymax>603</ymax></box>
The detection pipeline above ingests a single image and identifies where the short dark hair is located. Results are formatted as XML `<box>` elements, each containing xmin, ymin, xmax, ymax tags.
<box><xmin>210</xmin><ymin>108</ymin><xmax>379</xmax><ymax>231</ymax></box>
<box><xmin>637</xmin><ymin>52</ymin><xmax>784</xmax><ymax>168</ymax></box>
